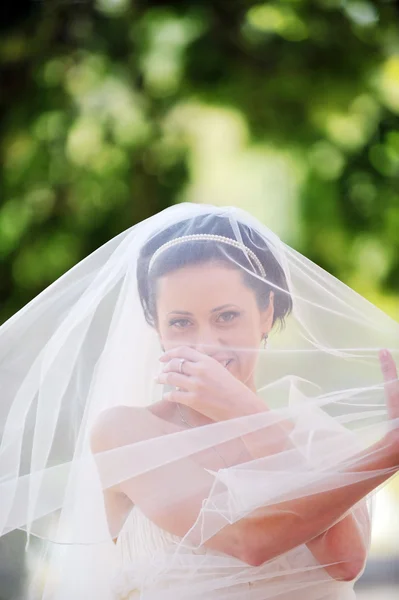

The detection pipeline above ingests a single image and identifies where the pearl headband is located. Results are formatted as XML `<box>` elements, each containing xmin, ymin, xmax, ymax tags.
<box><xmin>148</xmin><ymin>234</ymin><xmax>266</xmax><ymax>278</ymax></box>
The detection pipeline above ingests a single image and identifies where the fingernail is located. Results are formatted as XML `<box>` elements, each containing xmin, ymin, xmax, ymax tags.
<box><xmin>380</xmin><ymin>349</ymin><xmax>389</xmax><ymax>359</ymax></box>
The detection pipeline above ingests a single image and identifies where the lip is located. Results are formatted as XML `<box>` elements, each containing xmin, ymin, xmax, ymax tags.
<box><xmin>221</xmin><ymin>358</ymin><xmax>234</xmax><ymax>368</ymax></box>
<box><xmin>209</xmin><ymin>354</ymin><xmax>235</xmax><ymax>368</ymax></box>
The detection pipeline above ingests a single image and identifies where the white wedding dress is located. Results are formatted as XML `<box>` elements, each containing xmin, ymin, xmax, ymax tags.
<box><xmin>1</xmin><ymin>202</ymin><xmax>395</xmax><ymax>600</ymax></box>
<box><xmin>112</xmin><ymin>505</ymin><xmax>358</xmax><ymax>600</ymax></box>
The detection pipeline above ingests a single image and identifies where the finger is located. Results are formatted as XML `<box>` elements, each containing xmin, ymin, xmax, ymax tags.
<box><xmin>162</xmin><ymin>358</ymin><xmax>195</xmax><ymax>376</ymax></box>
<box><xmin>379</xmin><ymin>349</ymin><xmax>399</xmax><ymax>420</ymax></box>
<box><xmin>159</xmin><ymin>346</ymin><xmax>204</xmax><ymax>363</ymax></box>
<box><xmin>155</xmin><ymin>371</ymin><xmax>194</xmax><ymax>390</ymax></box>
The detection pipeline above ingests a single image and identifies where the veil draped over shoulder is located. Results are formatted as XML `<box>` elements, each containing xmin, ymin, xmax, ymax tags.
<box><xmin>0</xmin><ymin>202</ymin><xmax>398</xmax><ymax>600</ymax></box>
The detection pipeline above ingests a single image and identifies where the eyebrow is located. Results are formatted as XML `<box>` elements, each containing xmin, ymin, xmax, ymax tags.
<box><xmin>167</xmin><ymin>304</ymin><xmax>240</xmax><ymax>316</ymax></box>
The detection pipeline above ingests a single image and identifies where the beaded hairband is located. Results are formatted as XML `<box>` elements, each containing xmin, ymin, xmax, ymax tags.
<box><xmin>148</xmin><ymin>234</ymin><xmax>266</xmax><ymax>278</ymax></box>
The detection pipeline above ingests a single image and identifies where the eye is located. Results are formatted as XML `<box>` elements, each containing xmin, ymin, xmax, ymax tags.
<box><xmin>216</xmin><ymin>311</ymin><xmax>240</xmax><ymax>323</ymax></box>
<box><xmin>169</xmin><ymin>318</ymin><xmax>192</xmax><ymax>329</ymax></box>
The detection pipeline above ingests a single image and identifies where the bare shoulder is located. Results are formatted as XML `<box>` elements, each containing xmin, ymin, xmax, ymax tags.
<box><xmin>90</xmin><ymin>405</ymin><xmax>164</xmax><ymax>453</ymax></box>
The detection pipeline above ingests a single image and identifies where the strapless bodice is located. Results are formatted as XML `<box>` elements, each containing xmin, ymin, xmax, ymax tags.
<box><xmin>112</xmin><ymin>506</ymin><xmax>356</xmax><ymax>600</ymax></box>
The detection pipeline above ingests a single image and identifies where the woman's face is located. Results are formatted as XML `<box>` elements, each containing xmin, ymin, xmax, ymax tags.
<box><xmin>155</xmin><ymin>262</ymin><xmax>274</xmax><ymax>388</ymax></box>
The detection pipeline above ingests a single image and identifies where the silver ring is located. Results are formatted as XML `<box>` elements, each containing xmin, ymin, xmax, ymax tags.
<box><xmin>179</xmin><ymin>358</ymin><xmax>186</xmax><ymax>375</ymax></box>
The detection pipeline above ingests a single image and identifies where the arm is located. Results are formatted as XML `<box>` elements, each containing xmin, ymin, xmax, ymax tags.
<box><xmin>235</xmin><ymin>401</ymin><xmax>371</xmax><ymax>580</ymax></box>
<box><xmin>157</xmin><ymin>346</ymin><xmax>398</xmax><ymax>579</ymax></box>
<box><xmin>91</xmin><ymin>405</ymin><xmax>397</xmax><ymax>580</ymax></box>
<box><xmin>238</xmin><ymin>435</ymin><xmax>392</xmax><ymax>570</ymax></box>
<box><xmin>234</xmin><ymin>349</ymin><xmax>398</xmax><ymax>578</ymax></box>
<box><xmin>305</xmin><ymin>500</ymin><xmax>371</xmax><ymax>581</ymax></box>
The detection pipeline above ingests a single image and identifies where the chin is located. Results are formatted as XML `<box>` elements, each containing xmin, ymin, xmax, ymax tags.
<box><xmin>227</xmin><ymin>361</ymin><xmax>244</xmax><ymax>381</ymax></box>
<box><xmin>223</xmin><ymin>359</ymin><xmax>252</xmax><ymax>386</ymax></box>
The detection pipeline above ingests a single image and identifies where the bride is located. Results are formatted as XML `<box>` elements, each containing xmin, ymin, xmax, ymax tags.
<box><xmin>0</xmin><ymin>203</ymin><xmax>398</xmax><ymax>600</ymax></box>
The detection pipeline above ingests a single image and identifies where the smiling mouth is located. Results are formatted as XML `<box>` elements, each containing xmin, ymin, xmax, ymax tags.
<box><xmin>222</xmin><ymin>359</ymin><xmax>233</xmax><ymax>368</ymax></box>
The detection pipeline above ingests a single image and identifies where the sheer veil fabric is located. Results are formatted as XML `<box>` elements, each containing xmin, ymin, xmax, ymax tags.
<box><xmin>0</xmin><ymin>202</ymin><xmax>398</xmax><ymax>599</ymax></box>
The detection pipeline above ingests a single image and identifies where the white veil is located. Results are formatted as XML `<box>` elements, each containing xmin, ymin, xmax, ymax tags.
<box><xmin>0</xmin><ymin>202</ymin><xmax>398</xmax><ymax>600</ymax></box>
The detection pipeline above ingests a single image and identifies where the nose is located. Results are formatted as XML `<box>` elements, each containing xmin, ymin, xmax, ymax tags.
<box><xmin>192</xmin><ymin>324</ymin><xmax>222</xmax><ymax>355</ymax></box>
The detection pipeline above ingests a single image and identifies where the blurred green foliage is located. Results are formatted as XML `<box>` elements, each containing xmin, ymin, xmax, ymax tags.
<box><xmin>0</xmin><ymin>5</ymin><xmax>398</xmax><ymax>593</ymax></box>
<box><xmin>1</xmin><ymin>0</ymin><xmax>399</xmax><ymax>325</ymax></box>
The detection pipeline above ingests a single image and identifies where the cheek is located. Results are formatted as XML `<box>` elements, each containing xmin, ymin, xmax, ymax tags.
<box><xmin>158</xmin><ymin>329</ymin><xmax>177</xmax><ymax>349</ymax></box>
<box><xmin>240</xmin><ymin>351</ymin><xmax>258</xmax><ymax>369</ymax></box>
<box><xmin>232</xmin><ymin>316</ymin><xmax>262</xmax><ymax>346</ymax></box>
<box><xmin>157</xmin><ymin>323</ymin><xmax>173</xmax><ymax>348</ymax></box>
<box><xmin>231</xmin><ymin>325</ymin><xmax>260</xmax><ymax>375</ymax></box>
<box><xmin>157</xmin><ymin>325</ymin><xmax>191</xmax><ymax>352</ymax></box>
<box><xmin>230</xmin><ymin>353</ymin><xmax>257</xmax><ymax>384</ymax></box>
<box><xmin>233</xmin><ymin>341</ymin><xmax>259</xmax><ymax>373</ymax></box>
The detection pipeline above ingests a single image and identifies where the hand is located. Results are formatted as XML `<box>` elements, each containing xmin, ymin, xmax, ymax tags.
<box><xmin>379</xmin><ymin>349</ymin><xmax>399</xmax><ymax>454</ymax></box>
<box><xmin>155</xmin><ymin>346</ymin><xmax>265</xmax><ymax>422</ymax></box>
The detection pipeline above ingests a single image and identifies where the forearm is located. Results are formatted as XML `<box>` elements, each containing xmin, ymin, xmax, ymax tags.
<box><xmin>238</xmin><ymin>402</ymin><xmax>369</xmax><ymax>576</ymax></box>
<box><xmin>227</xmin><ymin>392</ymin><xmax>295</xmax><ymax>458</ymax></box>
<box><xmin>237</xmin><ymin>436</ymin><xmax>397</xmax><ymax>567</ymax></box>
<box><xmin>226</xmin><ymin>394</ymin><xmax>371</xmax><ymax>576</ymax></box>
<box><xmin>305</xmin><ymin>502</ymin><xmax>370</xmax><ymax>580</ymax></box>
